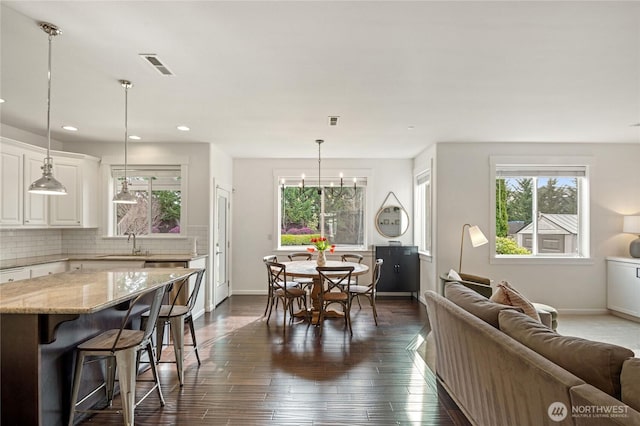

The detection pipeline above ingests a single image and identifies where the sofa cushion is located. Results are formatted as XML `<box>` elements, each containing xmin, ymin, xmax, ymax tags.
<box><xmin>490</xmin><ymin>280</ymin><xmax>541</xmax><ymax>322</ymax></box>
<box><xmin>621</xmin><ymin>358</ymin><xmax>640</xmax><ymax>411</ymax></box>
<box><xmin>444</xmin><ymin>282</ymin><xmax>522</xmax><ymax>328</ymax></box>
<box><xmin>499</xmin><ymin>309</ymin><xmax>634</xmax><ymax>398</ymax></box>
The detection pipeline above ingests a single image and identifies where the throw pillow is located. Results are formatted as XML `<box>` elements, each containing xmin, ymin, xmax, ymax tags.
<box><xmin>621</xmin><ymin>358</ymin><xmax>640</xmax><ymax>412</ymax></box>
<box><xmin>447</xmin><ymin>269</ymin><xmax>462</xmax><ymax>281</ymax></box>
<box><xmin>445</xmin><ymin>282</ymin><xmax>523</xmax><ymax>328</ymax></box>
<box><xmin>499</xmin><ymin>309</ymin><xmax>634</xmax><ymax>398</ymax></box>
<box><xmin>490</xmin><ymin>280</ymin><xmax>540</xmax><ymax>322</ymax></box>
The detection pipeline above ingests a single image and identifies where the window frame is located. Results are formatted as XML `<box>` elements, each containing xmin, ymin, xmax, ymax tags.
<box><xmin>107</xmin><ymin>164</ymin><xmax>188</xmax><ymax>238</ymax></box>
<box><xmin>489</xmin><ymin>156</ymin><xmax>592</xmax><ymax>264</ymax></box>
<box><xmin>414</xmin><ymin>169</ymin><xmax>432</xmax><ymax>256</ymax></box>
<box><xmin>274</xmin><ymin>168</ymin><xmax>373</xmax><ymax>252</ymax></box>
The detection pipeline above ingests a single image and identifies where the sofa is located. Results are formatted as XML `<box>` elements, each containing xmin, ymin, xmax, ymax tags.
<box><xmin>424</xmin><ymin>283</ymin><xmax>640</xmax><ymax>426</ymax></box>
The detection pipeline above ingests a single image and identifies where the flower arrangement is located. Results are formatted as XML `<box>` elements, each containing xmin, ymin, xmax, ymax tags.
<box><xmin>307</xmin><ymin>237</ymin><xmax>336</xmax><ymax>253</ymax></box>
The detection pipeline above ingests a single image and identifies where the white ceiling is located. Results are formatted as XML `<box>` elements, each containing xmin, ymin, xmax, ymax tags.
<box><xmin>1</xmin><ymin>1</ymin><xmax>639</xmax><ymax>159</ymax></box>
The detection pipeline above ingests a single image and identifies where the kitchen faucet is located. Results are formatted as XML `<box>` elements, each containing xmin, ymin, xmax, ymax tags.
<box><xmin>125</xmin><ymin>232</ymin><xmax>141</xmax><ymax>255</ymax></box>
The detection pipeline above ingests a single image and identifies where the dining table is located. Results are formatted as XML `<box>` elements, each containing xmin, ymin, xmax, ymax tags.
<box><xmin>281</xmin><ymin>260</ymin><xmax>369</xmax><ymax>324</ymax></box>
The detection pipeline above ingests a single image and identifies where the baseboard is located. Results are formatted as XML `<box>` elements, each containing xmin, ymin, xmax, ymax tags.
<box><xmin>556</xmin><ymin>308</ymin><xmax>609</xmax><ymax>315</ymax></box>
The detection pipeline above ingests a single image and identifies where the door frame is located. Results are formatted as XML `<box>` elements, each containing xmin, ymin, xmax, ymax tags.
<box><xmin>212</xmin><ymin>182</ymin><xmax>231</xmax><ymax>307</ymax></box>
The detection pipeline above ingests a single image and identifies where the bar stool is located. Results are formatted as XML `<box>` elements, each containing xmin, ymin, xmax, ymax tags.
<box><xmin>68</xmin><ymin>285</ymin><xmax>167</xmax><ymax>426</ymax></box>
<box><xmin>142</xmin><ymin>268</ymin><xmax>205</xmax><ymax>386</ymax></box>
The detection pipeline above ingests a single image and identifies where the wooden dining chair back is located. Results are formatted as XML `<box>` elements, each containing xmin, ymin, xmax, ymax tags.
<box><xmin>265</xmin><ymin>261</ymin><xmax>308</xmax><ymax>332</ymax></box>
<box><xmin>142</xmin><ymin>268</ymin><xmax>206</xmax><ymax>386</ymax></box>
<box><xmin>286</xmin><ymin>252</ymin><xmax>314</xmax><ymax>290</ymax></box>
<box><xmin>263</xmin><ymin>255</ymin><xmax>287</xmax><ymax>316</ymax></box>
<box><xmin>349</xmin><ymin>258</ymin><xmax>383</xmax><ymax>325</ymax></box>
<box><xmin>341</xmin><ymin>253</ymin><xmax>364</xmax><ymax>264</ymax></box>
<box><xmin>287</xmin><ymin>252</ymin><xmax>312</xmax><ymax>261</ymax></box>
<box><xmin>340</xmin><ymin>253</ymin><xmax>364</xmax><ymax>286</ymax></box>
<box><xmin>68</xmin><ymin>285</ymin><xmax>167</xmax><ymax>426</ymax></box>
<box><xmin>316</xmin><ymin>265</ymin><xmax>355</xmax><ymax>336</ymax></box>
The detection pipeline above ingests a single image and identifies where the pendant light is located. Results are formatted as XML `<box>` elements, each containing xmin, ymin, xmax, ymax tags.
<box><xmin>28</xmin><ymin>22</ymin><xmax>67</xmax><ymax>195</ymax></box>
<box><xmin>112</xmin><ymin>80</ymin><xmax>137</xmax><ymax>204</ymax></box>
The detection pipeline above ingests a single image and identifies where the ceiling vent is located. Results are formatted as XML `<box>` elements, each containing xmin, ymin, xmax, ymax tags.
<box><xmin>139</xmin><ymin>54</ymin><xmax>174</xmax><ymax>76</ymax></box>
<box><xmin>328</xmin><ymin>116</ymin><xmax>339</xmax><ymax>126</ymax></box>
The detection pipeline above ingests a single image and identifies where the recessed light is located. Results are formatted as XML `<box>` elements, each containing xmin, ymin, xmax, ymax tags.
<box><xmin>128</xmin><ymin>135</ymin><xmax>141</xmax><ymax>140</ymax></box>
<box><xmin>0</xmin><ymin>98</ymin><xmax>5</xmax><ymax>103</ymax></box>
<box><xmin>62</xmin><ymin>125</ymin><xmax>78</xmax><ymax>131</ymax></box>
<box><xmin>177</xmin><ymin>125</ymin><xmax>190</xmax><ymax>132</ymax></box>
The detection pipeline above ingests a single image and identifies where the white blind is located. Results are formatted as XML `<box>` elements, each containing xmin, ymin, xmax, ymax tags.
<box><xmin>496</xmin><ymin>165</ymin><xmax>586</xmax><ymax>178</ymax></box>
<box><xmin>416</xmin><ymin>171</ymin><xmax>430</xmax><ymax>185</ymax></box>
<box><xmin>112</xmin><ymin>165</ymin><xmax>181</xmax><ymax>179</ymax></box>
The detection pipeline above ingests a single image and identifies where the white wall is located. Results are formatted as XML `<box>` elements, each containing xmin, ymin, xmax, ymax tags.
<box><xmin>232</xmin><ymin>157</ymin><xmax>414</xmax><ymax>295</ymax></box>
<box><xmin>434</xmin><ymin>142</ymin><xmax>640</xmax><ymax>312</ymax></box>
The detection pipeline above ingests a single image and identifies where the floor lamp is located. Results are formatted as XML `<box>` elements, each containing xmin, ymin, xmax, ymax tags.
<box><xmin>459</xmin><ymin>224</ymin><xmax>488</xmax><ymax>272</ymax></box>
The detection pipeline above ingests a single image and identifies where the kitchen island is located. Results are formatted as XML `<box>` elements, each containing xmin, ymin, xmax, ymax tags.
<box><xmin>0</xmin><ymin>268</ymin><xmax>199</xmax><ymax>426</ymax></box>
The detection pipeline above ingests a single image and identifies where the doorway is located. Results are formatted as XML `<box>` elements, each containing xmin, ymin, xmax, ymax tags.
<box><xmin>214</xmin><ymin>186</ymin><xmax>230</xmax><ymax>306</ymax></box>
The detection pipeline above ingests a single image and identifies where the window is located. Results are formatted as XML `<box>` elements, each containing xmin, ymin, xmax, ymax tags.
<box><xmin>278</xmin><ymin>177</ymin><xmax>367</xmax><ymax>249</ymax></box>
<box><xmin>415</xmin><ymin>170</ymin><xmax>432</xmax><ymax>254</ymax></box>
<box><xmin>494</xmin><ymin>163</ymin><xmax>589</xmax><ymax>258</ymax></box>
<box><xmin>112</xmin><ymin>166</ymin><xmax>183</xmax><ymax>236</ymax></box>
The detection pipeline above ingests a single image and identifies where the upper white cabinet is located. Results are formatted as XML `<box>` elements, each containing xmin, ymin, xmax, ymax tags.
<box><xmin>607</xmin><ymin>257</ymin><xmax>640</xmax><ymax>318</ymax></box>
<box><xmin>23</xmin><ymin>149</ymin><xmax>48</xmax><ymax>226</ymax></box>
<box><xmin>0</xmin><ymin>143</ymin><xmax>23</xmax><ymax>225</ymax></box>
<box><xmin>0</xmin><ymin>137</ymin><xmax>99</xmax><ymax>228</ymax></box>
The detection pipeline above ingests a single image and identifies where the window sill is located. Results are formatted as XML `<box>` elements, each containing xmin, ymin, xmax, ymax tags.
<box><xmin>102</xmin><ymin>235</ymin><xmax>189</xmax><ymax>240</ymax></box>
<box><xmin>490</xmin><ymin>256</ymin><xmax>594</xmax><ymax>265</ymax></box>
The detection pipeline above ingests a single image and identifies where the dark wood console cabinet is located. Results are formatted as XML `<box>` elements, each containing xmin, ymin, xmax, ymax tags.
<box><xmin>374</xmin><ymin>245</ymin><xmax>419</xmax><ymax>298</ymax></box>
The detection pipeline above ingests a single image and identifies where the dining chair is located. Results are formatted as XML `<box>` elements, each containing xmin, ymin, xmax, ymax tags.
<box><xmin>287</xmin><ymin>252</ymin><xmax>314</xmax><ymax>290</ymax></box>
<box><xmin>141</xmin><ymin>268</ymin><xmax>205</xmax><ymax>387</ymax></box>
<box><xmin>263</xmin><ymin>255</ymin><xmax>290</xmax><ymax>317</ymax></box>
<box><xmin>316</xmin><ymin>265</ymin><xmax>355</xmax><ymax>336</ymax></box>
<box><xmin>68</xmin><ymin>285</ymin><xmax>167</xmax><ymax>426</ymax></box>
<box><xmin>349</xmin><ymin>258</ymin><xmax>383</xmax><ymax>325</ymax></box>
<box><xmin>341</xmin><ymin>253</ymin><xmax>364</xmax><ymax>286</ymax></box>
<box><xmin>265</xmin><ymin>260</ymin><xmax>308</xmax><ymax>332</ymax></box>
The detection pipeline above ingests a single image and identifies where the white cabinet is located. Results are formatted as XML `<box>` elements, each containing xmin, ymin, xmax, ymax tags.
<box><xmin>0</xmin><ymin>143</ymin><xmax>23</xmax><ymax>225</ymax></box>
<box><xmin>189</xmin><ymin>258</ymin><xmax>207</xmax><ymax>319</ymax></box>
<box><xmin>23</xmin><ymin>150</ymin><xmax>48</xmax><ymax>226</ymax></box>
<box><xmin>0</xmin><ymin>137</ymin><xmax>99</xmax><ymax>228</ymax></box>
<box><xmin>607</xmin><ymin>257</ymin><xmax>640</xmax><ymax>318</ymax></box>
<box><xmin>49</xmin><ymin>157</ymin><xmax>81</xmax><ymax>226</ymax></box>
<box><xmin>0</xmin><ymin>267</ymin><xmax>30</xmax><ymax>284</ymax></box>
<box><xmin>29</xmin><ymin>261</ymin><xmax>68</xmax><ymax>278</ymax></box>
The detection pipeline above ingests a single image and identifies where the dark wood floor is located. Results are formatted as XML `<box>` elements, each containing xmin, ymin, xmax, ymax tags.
<box><xmin>78</xmin><ymin>295</ymin><xmax>468</xmax><ymax>425</ymax></box>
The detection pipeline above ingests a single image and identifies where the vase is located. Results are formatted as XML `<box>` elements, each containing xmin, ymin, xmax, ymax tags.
<box><xmin>316</xmin><ymin>250</ymin><xmax>327</xmax><ymax>266</ymax></box>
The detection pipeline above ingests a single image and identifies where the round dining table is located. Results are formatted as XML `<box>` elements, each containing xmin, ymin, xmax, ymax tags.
<box><xmin>281</xmin><ymin>260</ymin><xmax>369</xmax><ymax>324</ymax></box>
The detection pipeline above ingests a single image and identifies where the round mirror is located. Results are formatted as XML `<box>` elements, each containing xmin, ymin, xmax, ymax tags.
<box><xmin>375</xmin><ymin>205</ymin><xmax>409</xmax><ymax>238</ymax></box>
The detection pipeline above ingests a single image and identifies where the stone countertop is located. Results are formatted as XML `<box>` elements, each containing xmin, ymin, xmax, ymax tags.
<box><xmin>0</xmin><ymin>268</ymin><xmax>200</xmax><ymax>314</ymax></box>
<box><xmin>0</xmin><ymin>253</ymin><xmax>208</xmax><ymax>270</ymax></box>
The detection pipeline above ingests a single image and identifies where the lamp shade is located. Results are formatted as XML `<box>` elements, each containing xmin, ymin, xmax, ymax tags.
<box><xmin>468</xmin><ymin>225</ymin><xmax>489</xmax><ymax>247</ymax></box>
<box><xmin>623</xmin><ymin>216</ymin><xmax>640</xmax><ymax>234</ymax></box>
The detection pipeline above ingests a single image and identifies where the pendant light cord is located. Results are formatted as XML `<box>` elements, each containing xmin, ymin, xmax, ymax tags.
<box><xmin>45</xmin><ymin>32</ymin><xmax>53</xmax><ymax>162</ymax></box>
<box><xmin>124</xmin><ymin>83</ymin><xmax>129</xmax><ymax>182</ymax></box>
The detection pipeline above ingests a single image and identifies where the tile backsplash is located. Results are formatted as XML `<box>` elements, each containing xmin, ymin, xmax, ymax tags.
<box><xmin>0</xmin><ymin>229</ymin><xmax>63</xmax><ymax>260</ymax></box>
<box><xmin>0</xmin><ymin>226</ymin><xmax>209</xmax><ymax>261</ymax></box>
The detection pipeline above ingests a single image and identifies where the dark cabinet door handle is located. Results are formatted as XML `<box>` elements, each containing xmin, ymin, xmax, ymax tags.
<box><xmin>394</xmin><ymin>264</ymin><xmax>400</xmax><ymax>273</ymax></box>
<box><xmin>637</xmin><ymin>268</ymin><xmax>640</xmax><ymax>279</ymax></box>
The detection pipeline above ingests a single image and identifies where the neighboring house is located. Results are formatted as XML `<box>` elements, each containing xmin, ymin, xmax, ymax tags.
<box><xmin>516</xmin><ymin>214</ymin><xmax>578</xmax><ymax>254</ymax></box>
